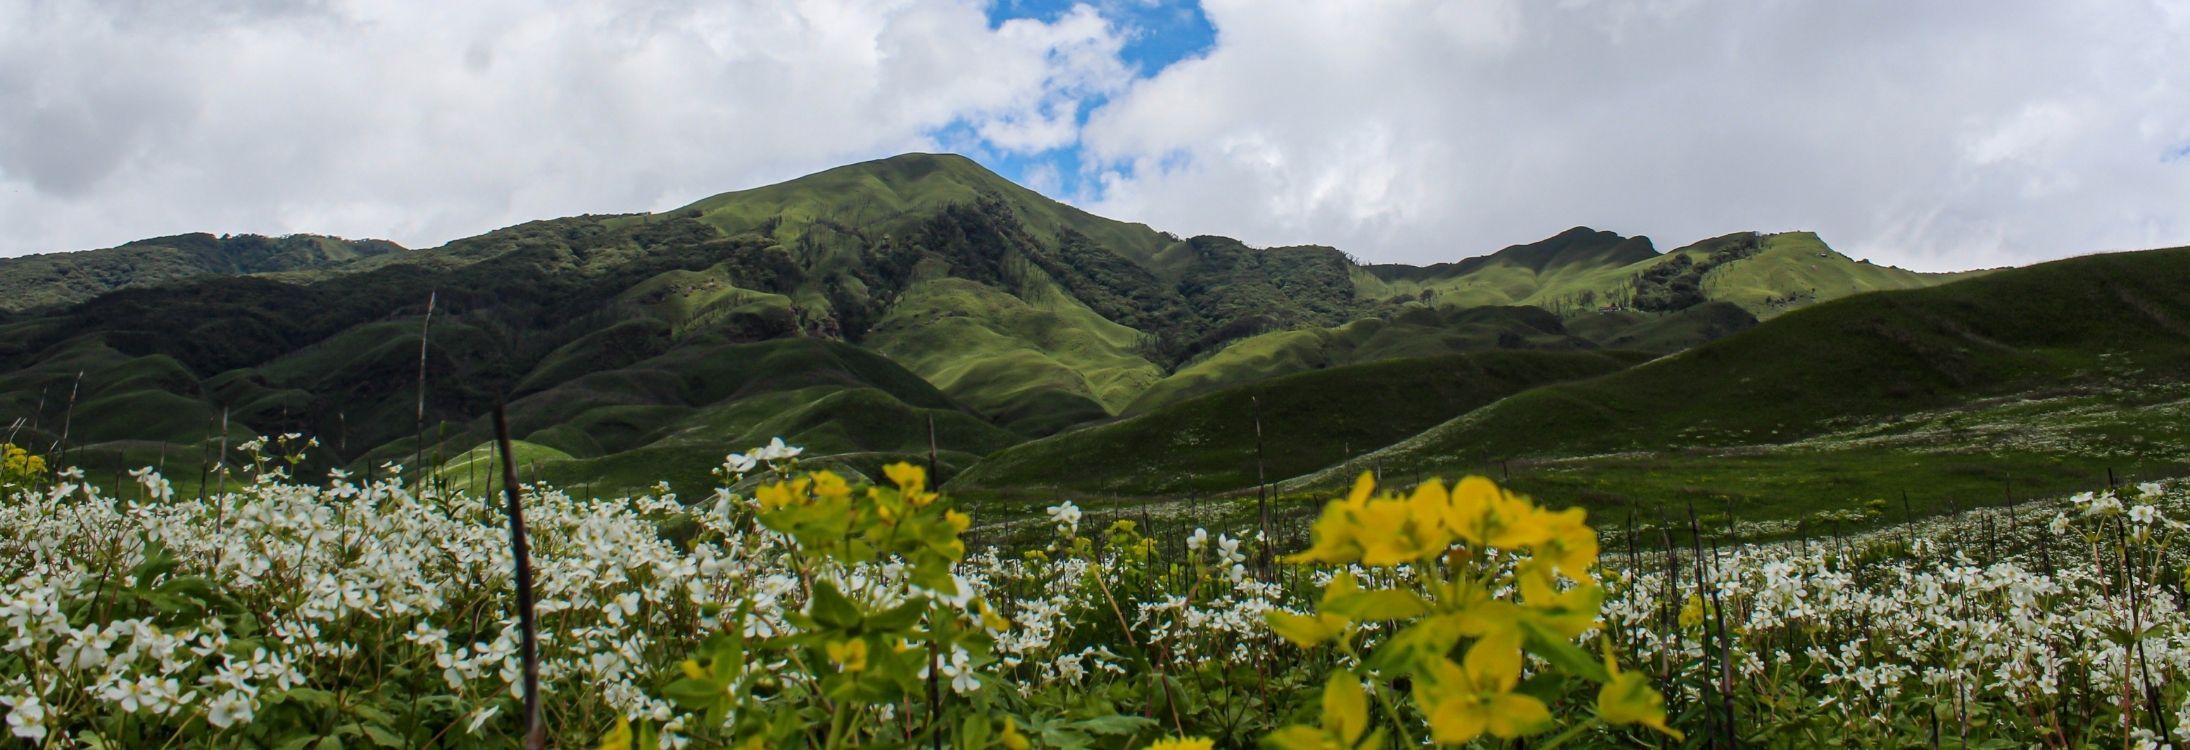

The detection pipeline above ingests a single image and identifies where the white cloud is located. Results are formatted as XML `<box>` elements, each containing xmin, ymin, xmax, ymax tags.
<box><xmin>5</xmin><ymin>0</ymin><xmax>2186</xmax><ymax>274</ymax></box>
<box><xmin>0</xmin><ymin>0</ymin><xmax>1127</xmax><ymax>255</ymax></box>
<box><xmin>1081</xmin><ymin>0</ymin><xmax>2190</xmax><ymax>271</ymax></box>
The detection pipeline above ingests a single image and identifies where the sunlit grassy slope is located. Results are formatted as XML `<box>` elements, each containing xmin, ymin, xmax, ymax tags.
<box><xmin>951</xmin><ymin>349</ymin><xmax>1649</xmax><ymax>499</ymax></box>
<box><xmin>673</xmin><ymin>153</ymin><xmax>1172</xmax><ymax>269</ymax></box>
<box><xmin>1356</xmin><ymin>228</ymin><xmax>1971</xmax><ymax>319</ymax></box>
<box><xmin>863</xmin><ymin>277</ymin><xmax>1162</xmax><ymax>435</ymax></box>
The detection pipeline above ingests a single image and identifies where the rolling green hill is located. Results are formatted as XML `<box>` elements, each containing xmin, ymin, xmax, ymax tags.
<box><xmin>1282</xmin><ymin>246</ymin><xmax>2190</xmax><ymax>523</ymax></box>
<box><xmin>950</xmin><ymin>350</ymin><xmax>1649</xmax><ymax>499</ymax></box>
<box><xmin>0</xmin><ymin>152</ymin><xmax>1992</xmax><ymax>504</ymax></box>
<box><xmin>0</xmin><ymin>232</ymin><xmax>403</xmax><ymax>313</ymax></box>
<box><xmin>1356</xmin><ymin>228</ymin><xmax>1968</xmax><ymax>320</ymax></box>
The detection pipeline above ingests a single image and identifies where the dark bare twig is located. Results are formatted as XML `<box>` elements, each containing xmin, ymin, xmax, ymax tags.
<box><xmin>494</xmin><ymin>402</ymin><xmax>546</xmax><ymax>750</ymax></box>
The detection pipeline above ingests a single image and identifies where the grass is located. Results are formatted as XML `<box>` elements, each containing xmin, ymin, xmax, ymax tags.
<box><xmin>949</xmin><ymin>349</ymin><xmax>1648</xmax><ymax>500</ymax></box>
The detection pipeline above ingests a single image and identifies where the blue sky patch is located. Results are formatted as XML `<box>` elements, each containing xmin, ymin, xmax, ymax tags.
<box><xmin>956</xmin><ymin>1</ymin><xmax>1213</xmax><ymax>200</ymax></box>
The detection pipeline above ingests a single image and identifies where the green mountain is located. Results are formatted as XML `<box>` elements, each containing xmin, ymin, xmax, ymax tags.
<box><xmin>0</xmin><ymin>152</ymin><xmax>1986</xmax><ymax>501</ymax></box>
<box><xmin>0</xmin><ymin>232</ymin><xmax>404</xmax><ymax>313</ymax></box>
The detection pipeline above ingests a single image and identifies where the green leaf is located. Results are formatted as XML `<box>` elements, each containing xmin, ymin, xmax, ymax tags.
<box><xmin>1260</xmin><ymin>726</ymin><xmax>1330</xmax><ymax>750</ymax></box>
<box><xmin>359</xmin><ymin>723</ymin><xmax>405</xmax><ymax>748</ymax></box>
<box><xmin>1065</xmin><ymin>714</ymin><xmax>1157</xmax><ymax>736</ymax></box>
<box><xmin>1266</xmin><ymin>611</ymin><xmax>1342</xmax><ymax>648</ymax></box>
<box><xmin>1518</xmin><ymin>620</ymin><xmax>1610</xmax><ymax>684</ymax></box>
<box><xmin>808</xmin><ymin>581</ymin><xmax>864</xmax><ymax>631</ymax></box>
<box><xmin>866</xmin><ymin>599</ymin><xmax>927</xmax><ymax>633</ymax></box>
<box><xmin>1363</xmin><ymin>615</ymin><xmax>1463</xmax><ymax>676</ymax></box>
<box><xmin>662</xmin><ymin>678</ymin><xmax>728</xmax><ymax>711</ymax></box>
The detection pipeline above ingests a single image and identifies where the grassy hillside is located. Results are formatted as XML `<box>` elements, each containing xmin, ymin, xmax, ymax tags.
<box><xmin>1282</xmin><ymin>245</ymin><xmax>2190</xmax><ymax>523</ymax></box>
<box><xmin>862</xmin><ymin>277</ymin><xmax>1161</xmax><ymax>435</ymax></box>
<box><xmin>0</xmin><ymin>232</ymin><xmax>403</xmax><ymax>312</ymax></box>
<box><xmin>1357</xmin><ymin>229</ymin><xmax>1965</xmax><ymax>320</ymax></box>
<box><xmin>674</xmin><ymin>153</ymin><xmax>1173</xmax><ymax>269</ymax></box>
<box><xmin>952</xmin><ymin>350</ymin><xmax>1647</xmax><ymax>499</ymax></box>
<box><xmin>1127</xmin><ymin>305</ymin><xmax>1634</xmax><ymax>414</ymax></box>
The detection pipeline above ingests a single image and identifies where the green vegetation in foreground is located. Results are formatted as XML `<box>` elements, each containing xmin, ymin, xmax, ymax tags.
<box><xmin>951</xmin><ymin>349</ymin><xmax>1650</xmax><ymax>500</ymax></box>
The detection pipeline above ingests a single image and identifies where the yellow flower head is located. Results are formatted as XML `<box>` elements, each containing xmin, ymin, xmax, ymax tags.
<box><xmin>756</xmin><ymin>478</ymin><xmax>807</xmax><ymax>510</ymax></box>
<box><xmin>809</xmin><ymin>471</ymin><xmax>852</xmax><ymax>500</ymax></box>
<box><xmin>883</xmin><ymin>462</ymin><xmax>925</xmax><ymax>492</ymax></box>
<box><xmin>825</xmin><ymin>638</ymin><xmax>868</xmax><ymax>672</ymax></box>
<box><xmin>1531</xmin><ymin>507</ymin><xmax>1599</xmax><ymax>578</ymax></box>
<box><xmin>1000</xmin><ymin>717</ymin><xmax>1031</xmax><ymax>750</ymax></box>
<box><xmin>1598</xmin><ymin>644</ymin><xmax>1683</xmax><ymax>739</ymax></box>
<box><xmin>1422</xmin><ymin>630</ymin><xmax>1552</xmax><ymax>743</ymax></box>
<box><xmin>1444</xmin><ymin>476</ymin><xmax>1552</xmax><ymax>549</ymax></box>
<box><xmin>1145</xmin><ymin>738</ymin><xmax>1214</xmax><ymax>750</ymax></box>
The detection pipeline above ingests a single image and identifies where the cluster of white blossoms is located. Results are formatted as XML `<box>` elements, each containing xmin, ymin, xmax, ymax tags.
<box><xmin>1601</xmin><ymin>480</ymin><xmax>2190</xmax><ymax>746</ymax></box>
<box><xmin>3</xmin><ymin>432</ymin><xmax>2182</xmax><ymax>747</ymax></box>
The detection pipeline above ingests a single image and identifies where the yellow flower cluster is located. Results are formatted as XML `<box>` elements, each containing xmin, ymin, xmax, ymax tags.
<box><xmin>0</xmin><ymin>443</ymin><xmax>43</xmax><ymax>489</ymax></box>
<box><xmin>1268</xmin><ymin>472</ymin><xmax>1680</xmax><ymax>746</ymax></box>
<box><xmin>1293</xmin><ymin>473</ymin><xmax>1597</xmax><ymax>575</ymax></box>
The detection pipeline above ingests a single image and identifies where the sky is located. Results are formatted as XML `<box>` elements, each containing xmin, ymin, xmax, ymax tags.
<box><xmin>3</xmin><ymin>1</ymin><xmax>2188</xmax><ymax>272</ymax></box>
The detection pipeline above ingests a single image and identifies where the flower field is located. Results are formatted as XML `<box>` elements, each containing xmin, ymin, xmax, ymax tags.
<box><xmin>0</xmin><ymin>437</ymin><xmax>2185</xmax><ymax>748</ymax></box>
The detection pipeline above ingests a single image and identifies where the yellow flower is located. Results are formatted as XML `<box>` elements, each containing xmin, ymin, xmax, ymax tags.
<box><xmin>1290</xmin><ymin>473</ymin><xmax>1377</xmax><ymax>564</ymax></box>
<box><xmin>1356</xmin><ymin>489</ymin><xmax>1449</xmax><ymax>566</ymax></box>
<box><xmin>1597</xmin><ymin>645</ymin><xmax>1682</xmax><ymax>739</ymax></box>
<box><xmin>1443</xmin><ymin>476</ymin><xmax>1552</xmax><ymax>549</ymax></box>
<box><xmin>978</xmin><ymin>601</ymin><xmax>1011</xmax><ymax>633</ymax></box>
<box><xmin>1146</xmin><ymin>738</ymin><xmax>1215</xmax><ymax>750</ymax></box>
<box><xmin>1677</xmin><ymin>594</ymin><xmax>1709</xmax><ymax>631</ymax></box>
<box><xmin>810</xmin><ymin>471</ymin><xmax>852</xmax><ymax>500</ymax></box>
<box><xmin>756</xmin><ymin>479</ymin><xmax>804</xmax><ymax>510</ymax></box>
<box><xmin>944</xmin><ymin>509</ymin><xmax>972</xmax><ymax>534</ymax></box>
<box><xmin>884</xmin><ymin>462</ymin><xmax>925</xmax><ymax>492</ymax></box>
<box><xmin>1421</xmin><ymin>631</ymin><xmax>1552</xmax><ymax>743</ymax></box>
<box><xmin>1000</xmin><ymin>717</ymin><xmax>1031</xmax><ymax>750</ymax></box>
<box><xmin>1530</xmin><ymin>507</ymin><xmax>1598</xmax><ymax>578</ymax></box>
<box><xmin>597</xmin><ymin>717</ymin><xmax>632</xmax><ymax>750</ymax></box>
<box><xmin>825</xmin><ymin>638</ymin><xmax>868</xmax><ymax>672</ymax></box>
<box><xmin>1516</xmin><ymin>561</ymin><xmax>1604</xmax><ymax>638</ymax></box>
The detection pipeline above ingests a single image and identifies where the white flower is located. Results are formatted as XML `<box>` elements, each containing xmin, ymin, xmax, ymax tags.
<box><xmin>752</xmin><ymin>438</ymin><xmax>803</xmax><ymax>462</ymax></box>
<box><xmin>3</xmin><ymin>695</ymin><xmax>47</xmax><ymax>742</ymax></box>
<box><xmin>206</xmin><ymin>691</ymin><xmax>255</xmax><ymax>728</ymax></box>
<box><xmin>944</xmin><ymin>648</ymin><xmax>980</xmax><ymax>695</ymax></box>
<box><xmin>466</xmin><ymin>704</ymin><xmax>501</xmax><ymax>734</ymax></box>
<box><xmin>1046</xmin><ymin>501</ymin><xmax>1082</xmax><ymax>534</ymax></box>
<box><xmin>1216</xmin><ymin>535</ymin><xmax>1246</xmax><ymax>566</ymax></box>
<box><xmin>1186</xmin><ymin>528</ymin><xmax>1209</xmax><ymax>552</ymax></box>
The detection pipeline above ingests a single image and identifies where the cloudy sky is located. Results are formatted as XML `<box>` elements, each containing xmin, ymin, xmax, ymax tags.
<box><xmin>4</xmin><ymin>0</ymin><xmax>2187</xmax><ymax>271</ymax></box>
